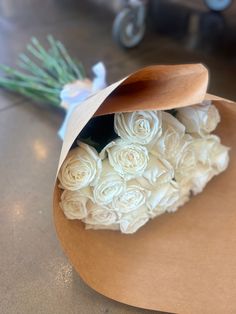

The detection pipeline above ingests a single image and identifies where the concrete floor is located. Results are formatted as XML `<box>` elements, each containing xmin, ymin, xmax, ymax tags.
<box><xmin>0</xmin><ymin>0</ymin><xmax>236</xmax><ymax>313</ymax></box>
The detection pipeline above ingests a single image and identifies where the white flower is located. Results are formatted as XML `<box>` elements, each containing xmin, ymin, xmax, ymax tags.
<box><xmin>176</xmin><ymin>100</ymin><xmax>220</xmax><ymax>135</ymax></box>
<box><xmin>83</xmin><ymin>201</ymin><xmax>119</xmax><ymax>226</ymax></box>
<box><xmin>60</xmin><ymin>187</ymin><xmax>93</xmax><ymax>220</ymax></box>
<box><xmin>187</xmin><ymin>135</ymin><xmax>230</xmax><ymax>194</ymax></box>
<box><xmin>190</xmin><ymin>165</ymin><xmax>215</xmax><ymax>195</ymax></box>
<box><xmin>58</xmin><ymin>142</ymin><xmax>102</xmax><ymax>191</ymax></box>
<box><xmin>148</xmin><ymin>111</ymin><xmax>185</xmax><ymax>162</ymax></box>
<box><xmin>192</xmin><ymin>135</ymin><xmax>229</xmax><ymax>173</ymax></box>
<box><xmin>173</xmin><ymin>135</ymin><xmax>197</xmax><ymax>182</ymax></box>
<box><xmin>167</xmin><ymin>181</ymin><xmax>192</xmax><ymax>212</ymax></box>
<box><xmin>175</xmin><ymin>135</ymin><xmax>230</xmax><ymax>195</ymax></box>
<box><xmin>93</xmin><ymin>159</ymin><xmax>126</xmax><ymax>206</ymax></box>
<box><xmin>114</xmin><ymin>110</ymin><xmax>162</xmax><ymax>144</ymax></box>
<box><xmin>211</xmin><ymin>141</ymin><xmax>230</xmax><ymax>173</ymax></box>
<box><xmin>112</xmin><ymin>180</ymin><xmax>150</xmax><ymax>213</ymax></box>
<box><xmin>119</xmin><ymin>206</ymin><xmax>149</xmax><ymax>234</ymax></box>
<box><xmin>100</xmin><ymin>139</ymin><xmax>149</xmax><ymax>180</ymax></box>
<box><xmin>137</xmin><ymin>154</ymin><xmax>174</xmax><ymax>189</ymax></box>
<box><xmin>148</xmin><ymin>112</ymin><xmax>196</xmax><ymax>182</ymax></box>
<box><xmin>146</xmin><ymin>180</ymin><xmax>180</xmax><ymax>218</ymax></box>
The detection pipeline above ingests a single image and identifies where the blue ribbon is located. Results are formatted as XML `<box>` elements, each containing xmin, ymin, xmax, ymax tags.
<box><xmin>58</xmin><ymin>62</ymin><xmax>106</xmax><ymax>139</ymax></box>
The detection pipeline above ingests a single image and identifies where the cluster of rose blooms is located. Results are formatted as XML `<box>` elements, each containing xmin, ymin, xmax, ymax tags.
<box><xmin>58</xmin><ymin>101</ymin><xmax>229</xmax><ymax>234</ymax></box>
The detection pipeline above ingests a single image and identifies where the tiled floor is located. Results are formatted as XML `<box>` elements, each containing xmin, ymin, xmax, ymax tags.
<box><xmin>0</xmin><ymin>1</ymin><xmax>236</xmax><ymax>313</ymax></box>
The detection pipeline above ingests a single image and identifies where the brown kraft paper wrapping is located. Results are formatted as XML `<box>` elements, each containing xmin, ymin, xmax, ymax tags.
<box><xmin>53</xmin><ymin>64</ymin><xmax>236</xmax><ymax>314</ymax></box>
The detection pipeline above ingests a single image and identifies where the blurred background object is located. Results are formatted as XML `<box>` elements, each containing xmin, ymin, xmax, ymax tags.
<box><xmin>0</xmin><ymin>1</ymin><xmax>236</xmax><ymax>314</ymax></box>
<box><xmin>112</xmin><ymin>0</ymin><xmax>236</xmax><ymax>59</ymax></box>
<box><xmin>112</xmin><ymin>0</ymin><xmax>147</xmax><ymax>48</ymax></box>
<box><xmin>112</xmin><ymin>0</ymin><xmax>233</xmax><ymax>48</ymax></box>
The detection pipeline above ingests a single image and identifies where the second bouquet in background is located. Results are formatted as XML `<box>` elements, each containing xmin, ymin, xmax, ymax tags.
<box><xmin>58</xmin><ymin>101</ymin><xmax>229</xmax><ymax>234</ymax></box>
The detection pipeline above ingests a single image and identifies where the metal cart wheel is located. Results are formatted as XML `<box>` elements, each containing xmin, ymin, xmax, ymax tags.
<box><xmin>204</xmin><ymin>0</ymin><xmax>232</xmax><ymax>11</ymax></box>
<box><xmin>112</xmin><ymin>6</ymin><xmax>146</xmax><ymax>48</ymax></box>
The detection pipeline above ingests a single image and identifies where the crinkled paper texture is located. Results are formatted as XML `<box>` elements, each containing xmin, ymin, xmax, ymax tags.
<box><xmin>53</xmin><ymin>64</ymin><xmax>236</xmax><ymax>314</ymax></box>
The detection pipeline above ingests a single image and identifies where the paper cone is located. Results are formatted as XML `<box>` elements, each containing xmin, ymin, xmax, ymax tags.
<box><xmin>53</xmin><ymin>64</ymin><xmax>236</xmax><ymax>314</ymax></box>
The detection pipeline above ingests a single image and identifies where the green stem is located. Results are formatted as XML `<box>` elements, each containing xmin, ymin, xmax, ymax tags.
<box><xmin>0</xmin><ymin>77</ymin><xmax>60</xmax><ymax>94</ymax></box>
<box><xmin>30</xmin><ymin>37</ymin><xmax>73</xmax><ymax>84</ymax></box>
<box><xmin>0</xmin><ymin>36</ymin><xmax>88</xmax><ymax>107</ymax></box>
<box><xmin>19</xmin><ymin>54</ymin><xmax>59</xmax><ymax>86</ymax></box>
<box><xmin>56</xmin><ymin>41</ymin><xmax>83</xmax><ymax>79</ymax></box>
<box><xmin>47</xmin><ymin>35</ymin><xmax>70</xmax><ymax>76</ymax></box>
<box><xmin>0</xmin><ymin>64</ymin><xmax>59</xmax><ymax>88</ymax></box>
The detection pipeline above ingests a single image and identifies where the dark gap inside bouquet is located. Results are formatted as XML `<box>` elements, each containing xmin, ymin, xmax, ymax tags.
<box><xmin>73</xmin><ymin>114</ymin><xmax>118</xmax><ymax>152</ymax></box>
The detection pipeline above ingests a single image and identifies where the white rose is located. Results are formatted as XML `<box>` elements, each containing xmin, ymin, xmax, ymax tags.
<box><xmin>93</xmin><ymin>159</ymin><xmax>126</xmax><ymax>206</ymax></box>
<box><xmin>114</xmin><ymin>110</ymin><xmax>162</xmax><ymax>144</ymax></box>
<box><xmin>211</xmin><ymin>141</ymin><xmax>230</xmax><ymax>173</ymax></box>
<box><xmin>146</xmin><ymin>180</ymin><xmax>180</xmax><ymax>218</ymax></box>
<box><xmin>119</xmin><ymin>206</ymin><xmax>149</xmax><ymax>234</ymax></box>
<box><xmin>167</xmin><ymin>181</ymin><xmax>192</xmax><ymax>212</ymax></box>
<box><xmin>189</xmin><ymin>165</ymin><xmax>215</xmax><ymax>195</ymax></box>
<box><xmin>188</xmin><ymin>135</ymin><xmax>230</xmax><ymax>194</ymax></box>
<box><xmin>83</xmin><ymin>200</ymin><xmax>119</xmax><ymax>226</ymax></box>
<box><xmin>175</xmin><ymin>135</ymin><xmax>230</xmax><ymax>196</ymax></box>
<box><xmin>173</xmin><ymin>135</ymin><xmax>197</xmax><ymax>182</ymax></box>
<box><xmin>100</xmin><ymin>139</ymin><xmax>149</xmax><ymax>180</ymax></box>
<box><xmin>147</xmin><ymin>111</ymin><xmax>196</xmax><ymax>182</ymax></box>
<box><xmin>137</xmin><ymin>154</ymin><xmax>174</xmax><ymax>189</ymax></box>
<box><xmin>176</xmin><ymin>100</ymin><xmax>220</xmax><ymax>135</ymax></box>
<box><xmin>58</xmin><ymin>142</ymin><xmax>102</xmax><ymax>191</ymax></box>
<box><xmin>192</xmin><ymin>135</ymin><xmax>229</xmax><ymax>173</ymax></box>
<box><xmin>148</xmin><ymin>111</ymin><xmax>185</xmax><ymax>162</ymax></box>
<box><xmin>60</xmin><ymin>187</ymin><xmax>93</xmax><ymax>220</ymax></box>
<box><xmin>112</xmin><ymin>180</ymin><xmax>150</xmax><ymax>213</ymax></box>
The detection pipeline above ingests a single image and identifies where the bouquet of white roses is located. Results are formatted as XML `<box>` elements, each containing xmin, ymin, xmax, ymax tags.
<box><xmin>53</xmin><ymin>64</ymin><xmax>236</xmax><ymax>313</ymax></box>
<box><xmin>58</xmin><ymin>101</ymin><xmax>229</xmax><ymax>234</ymax></box>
